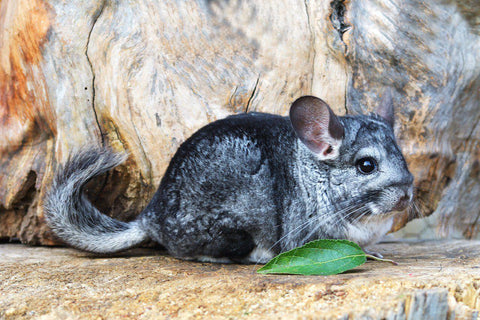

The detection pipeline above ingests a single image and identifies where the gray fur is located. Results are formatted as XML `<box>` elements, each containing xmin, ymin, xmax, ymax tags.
<box><xmin>44</xmin><ymin>148</ymin><xmax>147</xmax><ymax>253</ymax></box>
<box><xmin>44</xmin><ymin>95</ymin><xmax>413</xmax><ymax>263</ymax></box>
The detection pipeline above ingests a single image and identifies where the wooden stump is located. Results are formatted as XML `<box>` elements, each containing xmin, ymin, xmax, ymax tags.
<box><xmin>0</xmin><ymin>240</ymin><xmax>479</xmax><ymax>319</ymax></box>
<box><xmin>0</xmin><ymin>0</ymin><xmax>479</xmax><ymax>244</ymax></box>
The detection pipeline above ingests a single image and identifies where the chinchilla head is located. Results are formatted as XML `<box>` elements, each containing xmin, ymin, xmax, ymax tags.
<box><xmin>290</xmin><ymin>90</ymin><xmax>414</xmax><ymax>225</ymax></box>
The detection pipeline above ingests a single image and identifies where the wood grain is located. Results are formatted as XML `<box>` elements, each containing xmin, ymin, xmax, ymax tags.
<box><xmin>0</xmin><ymin>0</ymin><xmax>478</xmax><ymax>243</ymax></box>
<box><xmin>0</xmin><ymin>240</ymin><xmax>479</xmax><ymax>319</ymax></box>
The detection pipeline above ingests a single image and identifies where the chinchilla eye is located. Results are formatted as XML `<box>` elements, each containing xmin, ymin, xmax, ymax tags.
<box><xmin>356</xmin><ymin>157</ymin><xmax>377</xmax><ymax>174</ymax></box>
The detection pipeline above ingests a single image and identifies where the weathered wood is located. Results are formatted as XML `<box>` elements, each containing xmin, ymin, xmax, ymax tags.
<box><xmin>344</xmin><ymin>0</ymin><xmax>480</xmax><ymax>238</ymax></box>
<box><xmin>0</xmin><ymin>240</ymin><xmax>479</xmax><ymax>319</ymax></box>
<box><xmin>0</xmin><ymin>0</ymin><xmax>479</xmax><ymax>244</ymax></box>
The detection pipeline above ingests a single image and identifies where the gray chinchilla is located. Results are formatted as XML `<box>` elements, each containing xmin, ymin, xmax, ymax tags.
<box><xmin>44</xmin><ymin>92</ymin><xmax>414</xmax><ymax>263</ymax></box>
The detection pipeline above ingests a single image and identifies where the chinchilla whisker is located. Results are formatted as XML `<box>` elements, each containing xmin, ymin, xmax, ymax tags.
<box><xmin>323</xmin><ymin>202</ymin><xmax>366</xmax><ymax>225</ymax></box>
<box><xmin>266</xmin><ymin>201</ymin><xmax>366</xmax><ymax>254</ymax></box>
<box><xmin>268</xmin><ymin>193</ymin><xmax>376</xmax><ymax>253</ymax></box>
<box><xmin>301</xmin><ymin>200</ymin><xmax>366</xmax><ymax>231</ymax></box>
<box><xmin>300</xmin><ymin>204</ymin><xmax>367</xmax><ymax>244</ymax></box>
<box><xmin>303</xmin><ymin>205</ymin><xmax>368</xmax><ymax>246</ymax></box>
<box><xmin>265</xmin><ymin>217</ymin><xmax>317</xmax><ymax>254</ymax></box>
<box><xmin>300</xmin><ymin>224</ymin><xmax>323</xmax><ymax>246</ymax></box>
<box><xmin>410</xmin><ymin>200</ymin><xmax>424</xmax><ymax>218</ymax></box>
<box><xmin>340</xmin><ymin>195</ymin><xmax>375</xmax><ymax>218</ymax></box>
<box><xmin>325</xmin><ymin>195</ymin><xmax>376</xmax><ymax>227</ymax></box>
<box><xmin>327</xmin><ymin>194</ymin><xmax>374</xmax><ymax>217</ymax></box>
<box><xmin>414</xmin><ymin>202</ymin><xmax>425</xmax><ymax>217</ymax></box>
<box><xmin>335</xmin><ymin>204</ymin><xmax>367</xmax><ymax>225</ymax></box>
<box><xmin>310</xmin><ymin>207</ymin><xmax>368</xmax><ymax>245</ymax></box>
<box><xmin>347</xmin><ymin>208</ymin><xmax>370</xmax><ymax>223</ymax></box>
<box><xmin>352</xmin><ymin>208</ymin><xmax>371</xmax><ymax>224</ymax></box>
<box><xmin>410</xmin><ymin>198</ymin><xmax>420</xmax><ymax>211</ymax></box>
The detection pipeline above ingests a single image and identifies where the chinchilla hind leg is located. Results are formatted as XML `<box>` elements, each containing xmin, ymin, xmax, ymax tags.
<box><xmin>171</xmin><ymin>227</ymin><xmax>256</xmax><ymax>264</ymax></box>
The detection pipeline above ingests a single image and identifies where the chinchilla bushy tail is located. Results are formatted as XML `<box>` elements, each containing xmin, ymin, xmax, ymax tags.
<box><xmin>43</xmin><ymin>147</ymin><xmax>148</xmax><ymax>253</ymax></box>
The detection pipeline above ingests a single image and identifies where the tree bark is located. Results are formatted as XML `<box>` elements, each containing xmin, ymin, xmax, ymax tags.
<box><xmin>0</xmin><ymin>0</ymin><xmax>479</xmax><ymax>244</ymax></box>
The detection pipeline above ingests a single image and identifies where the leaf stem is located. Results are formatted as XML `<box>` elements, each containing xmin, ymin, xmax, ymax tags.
<box><xmin>365</xmin><ymin>254</ymin><xmax>398</xmax><ymax>265</ymax></box>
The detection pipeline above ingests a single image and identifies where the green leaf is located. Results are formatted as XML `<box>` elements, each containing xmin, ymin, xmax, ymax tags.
<box><xmin>257</xmin><ymin>239</ymin><xmax>367</xmax><ymax>275</ymax></box>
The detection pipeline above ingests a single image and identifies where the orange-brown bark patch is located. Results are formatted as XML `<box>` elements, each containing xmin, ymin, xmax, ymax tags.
<box><xmin>0</xmin><ymin>0</ymin><xmax>55</xmax><ymax>155</ymax></box>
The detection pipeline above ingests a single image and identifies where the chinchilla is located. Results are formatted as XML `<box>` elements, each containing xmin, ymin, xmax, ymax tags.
<box><xmin>44</xmin><ymin>91</ymin><xmax>414</xmax><ymax>263</ymax></box>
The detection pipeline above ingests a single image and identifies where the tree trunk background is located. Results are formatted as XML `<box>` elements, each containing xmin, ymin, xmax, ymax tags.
<box><xmin>0</xmin><ymin>0</ymin><xmax>479</xmax><ymax>245</ymax></box>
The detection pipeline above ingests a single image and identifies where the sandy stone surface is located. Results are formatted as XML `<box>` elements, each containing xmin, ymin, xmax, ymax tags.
<box><xmin>0</xmin><ymin>240</ymin><xmax>479</xmax><ymax>319</ymax></box>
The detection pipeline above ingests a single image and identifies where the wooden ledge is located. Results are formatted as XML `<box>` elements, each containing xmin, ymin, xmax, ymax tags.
<box><xmin>1</xmin><ymin>240</ymin><xmax>479</xmax><ymax>319</ymax></box>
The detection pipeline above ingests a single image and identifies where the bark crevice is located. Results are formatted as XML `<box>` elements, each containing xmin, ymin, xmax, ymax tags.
<box><xmin>329</xmin><ymin>0</ymin><xmax>350</xmax><ymax>52</ymax></box>
<box><xmin>85</xmin><ymin>1</ymin><xmax>107</xmax><ymax>145</ymax></box>
<box><xmin>245</xmin><ymin>76</ymin><xmax>260</xmax><ymax>113</ymax></box>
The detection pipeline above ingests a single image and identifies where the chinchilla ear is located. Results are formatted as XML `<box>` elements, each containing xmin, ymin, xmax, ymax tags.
<box><xmin>289</xmin><ymin>96</ymin><xmax>344</xmax><ymax>160</ymax></box>
<box><xmin>376</xmin><ymin>89</ymin><xmax>395</xmax><ymax>127</ymax></box>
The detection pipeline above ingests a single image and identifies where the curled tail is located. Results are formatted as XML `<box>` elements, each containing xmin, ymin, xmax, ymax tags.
<box><xmin>43</xmin><ymin>147</ymin><xmax>148</xmax><ymax>253</ymax></box>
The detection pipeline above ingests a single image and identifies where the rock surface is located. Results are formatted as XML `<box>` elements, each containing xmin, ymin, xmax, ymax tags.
<box><xmin>1</xmin><ymin>240</ymin><xmax>479</xmax><ymax>319</ymax></box>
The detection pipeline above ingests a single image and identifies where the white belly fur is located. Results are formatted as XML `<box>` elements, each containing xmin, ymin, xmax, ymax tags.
<box><xmin>345</xmin><ymin>216</ymin><xmax>394</xmax><ymax>248</ymax></box>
